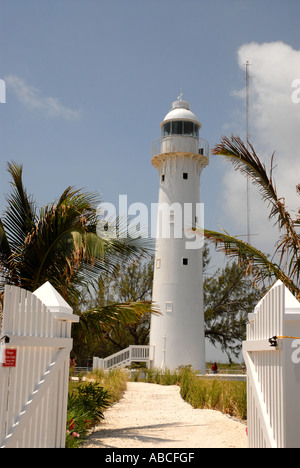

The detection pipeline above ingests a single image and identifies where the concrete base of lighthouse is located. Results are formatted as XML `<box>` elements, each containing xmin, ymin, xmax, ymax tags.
<box><xmin>150</xmin><ymin>306</ymin><xmax>206</xmax><ymax>374</ymax></box>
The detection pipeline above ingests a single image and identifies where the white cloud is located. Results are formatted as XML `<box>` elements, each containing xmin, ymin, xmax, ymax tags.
<box><xmin>221</xmin><ymin>41</ymin><xmax>300</xmax><ymax>254</ymax></box>
<box><xmin>5</xmin><ymin>74</ymin><xmax>81</xmax><ymax>120</ymax></box>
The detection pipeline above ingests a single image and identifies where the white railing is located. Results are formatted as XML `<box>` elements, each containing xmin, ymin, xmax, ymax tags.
<box><xmin>93</xmin><ymin>345</ymin><xmax>152</xmax><ymax>370</ymax></box>
<box><xmin>105</xmin><ymin>347</ymin><xmax>130</xmax><ymax>369</ymax></box>
<box><xmin>151</xmin><ymin>136</ymin><xmax>209</xmax><ymax>158</ymax></box>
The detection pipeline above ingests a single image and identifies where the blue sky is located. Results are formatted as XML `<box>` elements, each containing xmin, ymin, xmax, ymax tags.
<box><xmin>0</xmin><ymin>0</ymin><xmax>299</xmax><ymax>270</ymax></box>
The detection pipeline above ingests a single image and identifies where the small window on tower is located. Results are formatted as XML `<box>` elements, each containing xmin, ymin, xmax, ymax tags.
<box><xmin>183</xmin><ymin>173</ymin><xmax>188</xmax><ymax>180</ymax></box>
<box><xmin>156</xmin><ymin>258</ymin><xmax>161</xmax><ymax>269</ymax></box>
<box><xmin>183</xmin><ymin>258</ymin><xmax>188</xmax><ymax>266</ymax></box>
<box><xmin>161</xmin><ymin>174</ymin><xmax>165</xmax><ymax>182</ymax></box>
<box><xmin>165</xmin><ymin>302</ymin><xmax>173</xmax><ymax>313</ymax></box>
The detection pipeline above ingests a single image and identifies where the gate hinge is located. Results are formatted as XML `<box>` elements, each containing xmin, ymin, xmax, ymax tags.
<box><xmin>0</xmin><ymin>335</ymin><xmax>10</xmax><ymax>344</ymax></box>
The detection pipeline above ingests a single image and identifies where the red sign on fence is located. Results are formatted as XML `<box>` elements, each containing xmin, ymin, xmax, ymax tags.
<box><xmin>2</xmin><ymin>348</ymin><xmax>17</xmax><ymax>367</ymax></box>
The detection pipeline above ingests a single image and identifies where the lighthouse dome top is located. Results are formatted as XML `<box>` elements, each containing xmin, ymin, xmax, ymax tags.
<box><xmin>161</xmin><ymin>98</ymin><xmax>201</xmax><ymax>128</ymax></box>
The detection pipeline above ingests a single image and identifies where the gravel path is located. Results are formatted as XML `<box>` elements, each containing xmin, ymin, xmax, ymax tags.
<box><xmin>83</xmin><ymin>382</ymin><xmax>248</xmax><ymax>449</ymax></box>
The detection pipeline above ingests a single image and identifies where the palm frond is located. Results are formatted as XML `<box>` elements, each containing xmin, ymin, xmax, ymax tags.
<box><xmin>0</xmin><ymin>217</ymin><xmax>14</xmax><ymax>289</ymax></box>
<box><xmin>1</xmin><ymin>184</ymin><xmax>101</xmax><ymax>295</ymax></box>
<box><xmin>0</xmin><ymin>217</ymin><xmax>12</xmax><ymax>264</ymax></box>
<box><xmin>3</xmin><ymin>162</ymin><xmax>37</xmax><ymax>251</ymax></box>
<box><xmin>1</xmin><ymin>161</ymin><xmax>153</xmax><ymax>295</ymax></box>
<box><xmin>4</xmin><ymin>178</ymin><xmax>151</xmax><ymax>300</ymax></box>
<box><xmin>212</xmin><ymin>136</ymin><xmax>300</xmax><ymax>288</ymax></box>
<box><xmin>76</xmin><ymin>300</ymin><xmax>158</xmax><ymax>342</ymax></box>
<box><xmin>213</xmin><ymin>136</ymin><xmax>296</xmax><ymax>231</ymax></box>
<box><xmin>203</xmin><ymin>228</ymin><xmax>299</xmax><ymax>300</ymax></box>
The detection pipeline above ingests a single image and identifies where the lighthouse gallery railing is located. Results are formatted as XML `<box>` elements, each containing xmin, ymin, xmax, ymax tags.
<box><xmin>151</xmin><ymin>136</ymin><xmax>209</xmax><ymax>158</ymax></box>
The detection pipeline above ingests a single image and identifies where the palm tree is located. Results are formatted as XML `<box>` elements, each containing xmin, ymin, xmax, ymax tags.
<box><xmin>202</xmin><ymin>136</ymin><xmax>300</xmax><ymax>300</ymax></box>
<box><xmin>0</xmin><ymin>162</ymin><xmax>154</xmax><ymax>338</ymax></box>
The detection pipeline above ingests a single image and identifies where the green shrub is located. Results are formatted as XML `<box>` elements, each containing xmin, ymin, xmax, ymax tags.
<box><xmin>88</xmin><ymin>368</ymin><xmax>128</xmax><ymax>403</ymax></box>
<box><xmin>66</xmin><ymin>381</ymin><xmax>111</xmax><ymax>448</ymax></box>
<box><xmin>66</xmin><ymin>368</ymin><xmax>128</xmax><ymax>448</ymax></box>
<box><xmin>76</xmin><ymin>382</ymin><xmax>111</xmax><ymax>421</ymax></box>
<box><xmin>177</xmin><ymin>367</ymin><xmax>247</xmax><ymax>420</ymax></box>
<box><xmin>209</xmin><ymin>380</ymin><xmax>222</xmax><ymax>408</ymax></box>
<box><xmin>66</xmin><ymin>405</ymin><xmax>92</xmax><ymax>448</ymax></box>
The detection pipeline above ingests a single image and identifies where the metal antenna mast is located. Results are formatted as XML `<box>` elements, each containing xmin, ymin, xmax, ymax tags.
<box><xmin>245</xmin><ymin>61</ymin><xmax>251</xmax><ymax>243</ymax></box>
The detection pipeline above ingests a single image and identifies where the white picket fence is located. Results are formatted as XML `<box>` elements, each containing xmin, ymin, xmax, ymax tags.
<box><xmin>243</xmin><ymin>280</ymin><xmax>300</xmax><ymax>448</ymax></box>
<box><xmin>93</xmin><ymin>345</ymin><xmax>152</xmax><ymax>370</ymax></box>
<box><xmin>0</xmin><ymin>282</ymin><xmax>79</xmax><ymax>448</ymax></box>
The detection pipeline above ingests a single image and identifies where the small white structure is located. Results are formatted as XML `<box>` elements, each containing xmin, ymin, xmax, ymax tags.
<box><xmin>149</xmin><ymin>97</ymin><xmax>209</xmax><ymax>373</ymax></box>
<box><xmin>243</xmin><ymin>280</ymin><xmax>300</xmax><ymax>448</ymax></box>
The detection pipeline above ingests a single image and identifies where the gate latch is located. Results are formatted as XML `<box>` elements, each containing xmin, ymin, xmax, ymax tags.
<box><xmin>269</xmin><ymin>336</ymin><xmax>278</xmax><ymax>347</ymax></box>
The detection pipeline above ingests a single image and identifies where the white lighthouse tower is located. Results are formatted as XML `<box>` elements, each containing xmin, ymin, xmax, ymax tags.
<box><xmin>149</xmin><ymin>96</ymin><xmax>209</xmax><ymax>373</ymax></box>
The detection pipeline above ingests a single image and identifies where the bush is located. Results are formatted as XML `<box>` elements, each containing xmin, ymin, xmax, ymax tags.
<box><xmin>88</xmin><ymin>368</ymin><xmax>128</xmax><ymax>403</ymax></box>
<box><xmin>134</xmin><ymin>367</ymin><xmax>180</xmax><ymax>385</ymax></box>
<box><xmin>66</xmin><ymin>405</ymin><xmax>93</xmax><ymax>449</ymax></box>
<box><xmin>177</xmin><ymin>367</ymin><xmax>247</xmax><ymax>420</ymax></box>
<box><xmin>76</xmin><ymin>382</ymin><xmax>111</xmax><ymax>421</ymax></box>
<box><xmin>66</xmin><ymin>368</ymin><xmax>128</xmax><ymax>448</ymax></box>
<box><xmin>66</xmin><ymin>381</ymin><xmax>111</xmax><ymax>448</ymax></box>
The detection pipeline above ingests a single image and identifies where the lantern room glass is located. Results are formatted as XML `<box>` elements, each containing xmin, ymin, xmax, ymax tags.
<box><xmin>162</xmin><ymin>121</ymin><xmax>199</xmax><ymax>137</ymax></box>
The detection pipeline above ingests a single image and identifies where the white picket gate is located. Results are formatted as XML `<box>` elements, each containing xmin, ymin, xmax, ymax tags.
<box><xmin>0</xmin><ymin>282</ymin><xmax>79</xmax><ymax>448</ymax></box>
<box><xmin>243</xmin><ymin>280</ymin><xmax>300</xmax><ymax>448</ymax></box>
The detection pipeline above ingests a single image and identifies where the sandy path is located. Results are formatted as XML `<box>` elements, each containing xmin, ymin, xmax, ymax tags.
<box><xmin>83</xmin><ymin>382</ymin><xmax>248</xmax><ymax>449</ymax></box>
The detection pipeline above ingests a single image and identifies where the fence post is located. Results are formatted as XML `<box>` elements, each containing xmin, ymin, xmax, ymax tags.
<box><xmin>93</xmin><ymin>357</ymin><xmax>104</xmax><ymax>370</ymax></box>
<box><xmin>281</xmin><ymin>287</ymin><xmax>300</xmax><ymax>447</ymax></box>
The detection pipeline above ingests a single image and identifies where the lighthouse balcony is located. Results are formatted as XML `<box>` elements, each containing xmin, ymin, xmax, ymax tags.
<box><xmin>151</xmin><ymin>136</ymin><xmax>209</xmax><ymax>159</ymax></box>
